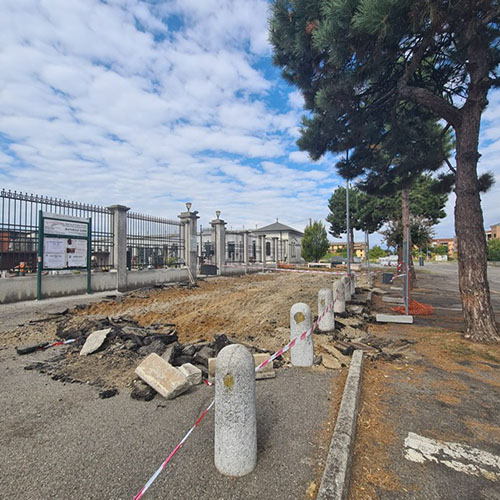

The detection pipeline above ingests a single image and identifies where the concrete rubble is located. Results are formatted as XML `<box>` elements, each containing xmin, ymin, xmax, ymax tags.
<box><xmin>80</xmin><ymin>328</ymin><xmax>112</xmax><ymax>356</ymax></box>
<box><xmin>135</xmin><ymin>354</ymin><xmax>191</xmax><ymax>400</ymax></box>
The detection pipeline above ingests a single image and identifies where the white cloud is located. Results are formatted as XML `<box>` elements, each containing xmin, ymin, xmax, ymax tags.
<box><xmin>0</xmin><ymin>0</ymin><xmax>498</xmax><ymax>240</ymax></box>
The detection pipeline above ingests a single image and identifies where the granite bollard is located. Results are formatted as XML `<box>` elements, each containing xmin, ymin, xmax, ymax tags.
<box><xmin>290</xmin><ymin>303</ymin><xmax>314</xmax><ymax>367</ymax></box>
<box><xmin>350</xmin><ymin>272</ymin><xmax>357</xmax><ymax>295</ymax></box>
<box><xmin>332</xmin><ymin>280</ymin><xmax>346</xmax><ymax>314</ymax></box>
<box><xmin>341</xmin><ymin>276</ymin><xmax>352</xmax><ymax>302</ymax></box>
<box><xmin>318</xmin><ymin>288</ymin><xmax>335</xmax><ymax>332</ymax></box>
<box><xmin>215</xmin><ymin>344</ymin><xmax>257</xmax><ymax>476</ymax></box>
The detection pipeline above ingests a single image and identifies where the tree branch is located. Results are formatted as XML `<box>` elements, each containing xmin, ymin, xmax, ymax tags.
<box><xmin>398</xmin><ymin>85</ymin><xmax>463</xmax><ymax>129</ymax></box>
<box><xmin>445</xmin><ymin>157</ymin><xmax>456</xmax><ymax>174</ymax></box>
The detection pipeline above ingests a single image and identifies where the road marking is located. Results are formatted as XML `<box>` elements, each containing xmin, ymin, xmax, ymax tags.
<box><xmin>404</xmin><ymin>432</ymin><xmax>500</xmax><ymax>481</ymax></box>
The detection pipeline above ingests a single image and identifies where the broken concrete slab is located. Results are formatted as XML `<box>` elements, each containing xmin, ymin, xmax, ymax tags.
<box><xmin>346</xmin><ymin>304</ymin><xmax>364</xmax><ymax>315</ymax></box>
<box><xmin>321</xmin><ymin>355</ymin><xmax>342</xmax><ymax>370</ymax></box>
<box><xmin>135</xmin><ymin>354</ymin><xmax>191</xmax><ymax>400</ymax></box>
<box><xmin>178</xmin><ymin>363</ymin><xmax>202</xmax><ymax>385</ymax></box>
<box><xmin>80</xmin><ymin>328</ymin><xmax>112</xmax><ymax>356</ymax></box>
<box><xmin>376</xmin><ymin>314</ymin><xmax>414</xmax><ymax>324</ymax></box>
<box><xmin>208</xmin><ymin>352</ymin><xmax>275</xmax><ymax>383</ymax></box>
<box><xmin>382</xmin><ymin>296</ymin><xmax>405</xmax><ymax>304</ymax></box>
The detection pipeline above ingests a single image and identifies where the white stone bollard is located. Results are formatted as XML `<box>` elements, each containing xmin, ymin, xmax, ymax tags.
<box><xmin>215</xmin><ymin>344</ymin><xmax>257</xmax><ymax>476</ymax></box>
<box><xmin>290</xmin><ymin>303</ymin><xmax>314</xmax><ymax>367</ymax></box>
<box><xmin>351</xmin><ymin>272</ymin><xmax>356</xmax><ymax>295</ymax></box>
<box><xmin>318</xmin><ymin>288</ymin><xmax>335</xmax><ymax>332</ymax></box>
<box><xmin>332</xmin><ymin>280</ymin><xmax>346</xmax><ymax>314</ymax></box>
<box><xmin>341</xmin><ymin>275</ymin><xmax>352</xmax><ymax>302</ymax></box>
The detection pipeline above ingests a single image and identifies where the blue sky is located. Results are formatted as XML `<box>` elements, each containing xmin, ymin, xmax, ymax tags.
<box><xmin>0</xmin><ymin>0</ymin><xmax>499</xmax><ymax>246</ymax></box>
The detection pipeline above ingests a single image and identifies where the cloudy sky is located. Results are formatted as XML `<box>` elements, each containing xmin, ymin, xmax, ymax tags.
<box><xmin>1</xmin><ymin>0</ymin><xmax>499</xmax><ymax>245</ymax></box>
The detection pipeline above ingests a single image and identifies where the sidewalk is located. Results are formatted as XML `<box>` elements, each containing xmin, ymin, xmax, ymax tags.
<box><xmin>349</xmin><ymin>269</ymin><xmax>500</xmax><ymax>499</ymax></box>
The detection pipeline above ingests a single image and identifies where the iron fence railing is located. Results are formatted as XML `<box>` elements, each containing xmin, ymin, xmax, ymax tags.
<box><xmin>0</xmin><ymin>189</ymin><xmax>114</xmax><ymax>274</ymax></box>
<box><xmin>126</xmin><ymin>212</ymin><xmax>183</xmax><ymax>269</ymax></box>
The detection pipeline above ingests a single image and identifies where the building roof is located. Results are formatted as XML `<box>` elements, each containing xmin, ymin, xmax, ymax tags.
<box><xmin>253</xmin><ymin>221</ymin><xmax>303</xmax><ymax>236</ymax></box>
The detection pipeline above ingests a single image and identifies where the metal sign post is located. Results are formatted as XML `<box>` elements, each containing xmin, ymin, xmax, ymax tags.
<box><xmin>37</xmin><ymin>212</ymin><xmax>92</xmax><ymax>300</ymax></box>
<box><xmin>402</xmin><ymin>227</ymin><xmax>410</xmax><ymax>316</ymax></box>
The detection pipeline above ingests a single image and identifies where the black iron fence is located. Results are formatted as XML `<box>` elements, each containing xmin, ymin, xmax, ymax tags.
<box><xmin>0</xmin><ymin>189</ymin><xmax>114</xmax><ymax>274</ymax></box>
<box><xmin>126</xmin><ymin>212</ymin><xmax>184</xmax><ymax>269</ymax></box>
<box><xmin>225</xmin><ymin>232</ymin><xmax>245</xmax><ymax>264</ymax></box>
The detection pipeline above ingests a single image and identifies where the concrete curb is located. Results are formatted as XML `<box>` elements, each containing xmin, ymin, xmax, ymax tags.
<box><xmin>317</xmin><ymin>350</ymin><xmax>364</xmax><ymax>500</ymax></box>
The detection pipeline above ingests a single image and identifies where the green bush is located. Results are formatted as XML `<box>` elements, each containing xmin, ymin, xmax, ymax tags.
<box><xmin>369</xmin><ymin>245</ymin><xmax>387</xmax><ymax>259</ymax></box>
<box><xmin>488</xmin><ymin>239</ymin><xmax>500</xmax><ymax>261</ymax></box>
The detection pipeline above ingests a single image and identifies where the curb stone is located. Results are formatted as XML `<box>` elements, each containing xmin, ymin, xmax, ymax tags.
<box><xmin>317</xmin><ymin>350</ymin><xmax>364</xmax><ymax>500</ymax></box>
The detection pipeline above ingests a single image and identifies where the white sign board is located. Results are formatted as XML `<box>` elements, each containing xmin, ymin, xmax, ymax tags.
<box><xmin>43</xmin><ymin>237</ymin><xmax>88</xmax><ymax>269</ymax></box>
<box><xmin>67</xmin><ymin>239</ymin><xmax>87</xmax><ymax>267</ymax></box>
<box><xmin>44</xmin><ymin>218</ymin><xmax>88</xmax><ymax>237</ymax></box>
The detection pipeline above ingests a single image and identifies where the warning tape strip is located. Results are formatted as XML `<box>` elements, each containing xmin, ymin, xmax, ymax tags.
<box><xmin>271</xmin><ymin>268</ymin><xmax>347</xmax><ymax>276</ymax></box>
<box><xmin>133</xmin><ymin>302</ymin><xmax>335</xmax><ymax>500</ymax></box>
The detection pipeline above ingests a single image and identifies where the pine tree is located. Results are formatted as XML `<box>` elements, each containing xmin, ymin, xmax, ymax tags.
<box><xmin>270</xmin><ymin>0</ymin><xmax>500</xmax><ymax>341</ymax></box>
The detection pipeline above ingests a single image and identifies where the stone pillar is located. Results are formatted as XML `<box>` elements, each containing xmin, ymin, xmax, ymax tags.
<box><xmin>260</xmin><ymin>235</ymin><xmax>266</xmax><ymax>268</ymax></box>
<box><xmin>273</xmin><ymin>238</ymin><xmax>279</xmax><ymax>263</ymax></box>
<box><xmin>318</xmin><ymin>288</ymin><xmax>335</xmax><ymax>332</ymax></box>
<box><xmin>290</xmin><ymin>303</ymin><xmax>314</xmax><ymax>367</ymax></box>
<box><xmin>108</xmin><ymin>204</ymin><xmax>130</xmax><ymax>292</ymax></box>
<box><xmin>215</xmin><ymin>344</ymin><xmax>257</xmax><ymax>476</ymax></box>
<box><xmin>332</xmin><ymin>280</ymin><xmax>346</xmax><ymax>314</ymax></box>
<box><xmin>211</xmin><ymin>215</ymin><xmax>226</xmax><ymax>275</ymax></box>
<box><xmin>243</xmin><ymin>231</ymin><xmax>249</xmax><ymax>267</ymax></box>
<box><xmin>178</xmin><ymin>209</ymin><xmax>199</xmax><ymax>278</ymax></box>
<box><xmin>351</xmin><ymin>272</ymin><xmax>358</xmax><ymax>293</ymax></box>
<box><xmin>341</xmin><ymin>275</ymin><xmax>352</xmax><ymax>302</ymax></box>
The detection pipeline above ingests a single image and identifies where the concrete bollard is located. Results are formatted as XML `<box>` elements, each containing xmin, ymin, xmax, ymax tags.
<box><xmin>351</xmin><ymin>272</ymin><xmax>357</xmax><ymax>295</ymax></box>
<box><xmin>215</xmin><ymin>344</ymin><xmax>257</xmax><ymax>476</ymax></box>
<box><xmin>290</xmin><ymin>303</ymin><xmax>314</xmax><ymax>367</ymax></box>
<box><xmin>341</xmin><ymin>275</ymin><xmax>352</xmax><ymax>302</ymax></box>
<box><xmin>332</xmin><ymin>280</ymin><xmax>346</xmax><ymax>314</ymax></box>
<box><xmin>318</xmin><ymin>288</ymin><xmax>335</xmax><ymax>332</ymax></box>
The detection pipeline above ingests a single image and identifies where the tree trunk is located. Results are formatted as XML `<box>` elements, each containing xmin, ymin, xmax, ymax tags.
<box><xmin>455</xmin><ymin>112</ymin><xmax>499</xmax><ymax>341</ymax></box>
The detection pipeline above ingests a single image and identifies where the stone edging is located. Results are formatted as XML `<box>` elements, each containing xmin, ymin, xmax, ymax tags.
<box><xmin>317</xmin><ymin>349</ymin><xmax>364</xmax><ymax>500</ymax></box>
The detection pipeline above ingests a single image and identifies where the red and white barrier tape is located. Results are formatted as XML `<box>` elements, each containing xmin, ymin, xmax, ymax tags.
<box><xmin>271</xmin><ymin>268</ymin><xmax>347</xmax><ymax>276</ymax></box>
<box><xmin>133</xmin><ymin>302</ymin><xmax>335</xmax><ymax>500</ymax></box>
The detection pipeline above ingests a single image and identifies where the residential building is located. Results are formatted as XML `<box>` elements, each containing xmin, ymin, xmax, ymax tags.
<box><xmin>329</xmin><ymin>241</ymin><xmax>367</xmax><ymax>259</ymax></box>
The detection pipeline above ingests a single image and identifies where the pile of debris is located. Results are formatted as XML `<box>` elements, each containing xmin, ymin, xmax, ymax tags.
<box><xmin>15</xmin><ymin>285</ymin><xmax>411</xmax><ymax>402</ymax></box>
<box><xmin>18</xmin><ymin>313</ymin><xmax>278</xmax><ymax>401</ymax></box>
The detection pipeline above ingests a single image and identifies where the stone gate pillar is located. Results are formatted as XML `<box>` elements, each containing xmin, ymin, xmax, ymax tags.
<box><xmin>178</xmin><ymin>205</ymin><xmax>199</xmax><ymax>278</ymax></box>
<box><xmin>108</xmin><ymin>204</ymin><xmax>130</xmax><ymax>292</ymax></box>
<box><xmin>211</xmin><ymin>212</ymin><xmax>226</xmax><ymax>275</ymax></box>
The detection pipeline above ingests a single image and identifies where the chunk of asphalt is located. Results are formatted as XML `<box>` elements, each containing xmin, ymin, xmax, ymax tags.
<box><xmin>317</xmin><ymin>350</ymin><xmax>364</xmax><ymax>500</ymax></box>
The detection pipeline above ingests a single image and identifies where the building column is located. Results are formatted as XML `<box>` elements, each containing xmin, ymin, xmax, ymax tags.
<box><xmin>243</xmin><ymin>231</ymin><xmax>249</xmax><ymax>267</ymax></box>
<box><xmin>211</xmin><ymin>213</ymin><xmax>226</xmax><ymax>275</ymax></box>
<box><xmin>178</xmin><ymin>207</ymin><xmax>199</xmax><ymax>278</ymax></box>
<box><xmin>259</xmin><ymin>235</ymin><xmax>266</xmax><ymax>268</ymax></box>
<box><xmin>108</xmin><ymin>204</ymin><xmax>130</xmax><ymax>292</ymax></box>
<box><xmin>273</xmin><ymin>237</ymin><xmax>279</xmax><ymax>263</ymax></box>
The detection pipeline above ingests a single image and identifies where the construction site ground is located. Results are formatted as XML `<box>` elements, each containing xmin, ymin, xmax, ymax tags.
<box><xmin>1</xmin><ymin>270</ymin><xmax>350</xmax><ymax>500</ymax></box>
<box><xmin>1</xmin><ymin>265</ymin><xmax>499</xmax><ymax>499</ymax></box>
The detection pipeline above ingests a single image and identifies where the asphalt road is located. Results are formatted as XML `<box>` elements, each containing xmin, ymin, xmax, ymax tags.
<box><xmin>0</xmin><ymin>348</ymin><xmax>339</xmax><ymax>500</ymax></box>
<box><xmin>409</xmin><ymin>262</ymin><xmax>500</xmax><ymax>329</ymax></box>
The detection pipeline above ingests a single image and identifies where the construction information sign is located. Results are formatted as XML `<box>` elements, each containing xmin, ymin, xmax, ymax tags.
<box><xmin>37</xmin><ymin>212</ymin><xmax>92</xmax><ymax>299</ymax></box>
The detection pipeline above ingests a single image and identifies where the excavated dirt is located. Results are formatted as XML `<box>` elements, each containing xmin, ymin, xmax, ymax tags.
<box><xmin>5</xmin><ymin>271</ymin><xmax>371</xmax><ymax>392</ymax></box>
